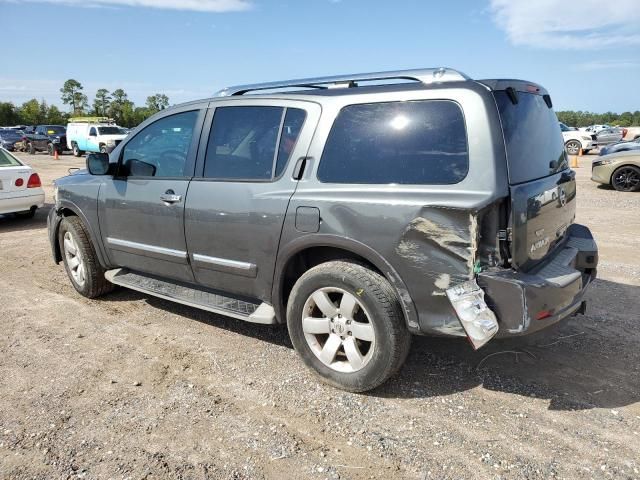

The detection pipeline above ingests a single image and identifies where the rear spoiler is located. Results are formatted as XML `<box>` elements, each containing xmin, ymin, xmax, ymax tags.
<box><xmin>478</xmin><ymin>79</ymin><xmax>552</xmax><ymax>108</ymax></box>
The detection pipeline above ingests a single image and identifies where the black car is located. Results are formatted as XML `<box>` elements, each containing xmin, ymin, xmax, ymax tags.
<box><xmin>26</xmin><ymin>125</ymin><xmax>68</xmax><ymax>155</ymax></box>
<box><xmin>0</xmin><ymin>128</ymin><xmax>24</xmax><ymax>151</ymax></box>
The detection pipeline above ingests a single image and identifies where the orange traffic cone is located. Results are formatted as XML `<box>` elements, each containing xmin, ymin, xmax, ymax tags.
<box><xmin>54</xmin><ymin>149</ymin><xmax>59</xmax><ymax>160</ymax></box>
<box><xmin>570</xmin><ymin>155</ymin><xmax>579</xmax><ymax>168</ymax></box>
<box><xmin>578</xmin><ymin>148</ymin><xmax>583</xmax><ymax>156</ymax></box>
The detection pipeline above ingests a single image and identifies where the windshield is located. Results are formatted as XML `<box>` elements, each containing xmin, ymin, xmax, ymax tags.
<box><xmin>0</xmin><ymin>149</ymin><xmax>23</xmax><ymax>167</ymax></box>
<box><xmin>44</xmin><ymin>126</ymin><xmax>65</xmax><ymax>135</ymax></box>
<box><xmin>98</xmin><ymin>127</ymin><xmax>122</xmax><ymax>135</ymax></box>
<box><xmin>494</xmin><ymin>91</ymin><xmax>567</xmax><ymax>184</ymax></box>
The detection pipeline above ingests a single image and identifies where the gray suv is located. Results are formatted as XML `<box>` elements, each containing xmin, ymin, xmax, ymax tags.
<box><xmin>48</xmin><ymin>68</ymin><xmax>598</xmax><ymax>392</ymax></box>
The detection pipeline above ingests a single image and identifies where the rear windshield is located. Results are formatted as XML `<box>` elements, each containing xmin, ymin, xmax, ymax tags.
<box><xmin>494</xmin><ymin>91</ymin><xmax>566</xmax><ymax>184</ymax></box>
<box><xmin>0</xmin><ymin>149</ymin><xmax>22</xmax><ymax>167</ymax></box>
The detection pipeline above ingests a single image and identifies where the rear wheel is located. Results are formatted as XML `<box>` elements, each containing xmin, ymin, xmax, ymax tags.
<box><xmin>611</xmin><ymin>165</ymin><xmax>640</xmax><ymax>192</ymax></box>
<box><xmin>59</xmin><ymin>216</ymin><xmax>114</xmax><ymax>298</ymax></box>
<box><xmin>15</xmin><ymin>207</ymin><xmax>36</xmax><ymax>219</ymax></box>
<box><xmin>72</xmin><ymin>144</ymin><xmax>83</xmax><ymax>157</ymax></box>
<box><xmin>565</xmin><ymin>140</ymin><xmax>581</xmax><ymax>155</ymax></box>
<box><xmin>286</xmin><ymin>260</ymin><xmax>411</xmax><ymax>392</ymax></box>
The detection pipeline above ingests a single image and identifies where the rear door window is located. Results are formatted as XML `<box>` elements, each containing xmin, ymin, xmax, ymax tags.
<box><xmin>204</xmin><ymin>106</ymin><xmax>306</xmax><ymax>181</ymax></box>
<box><xmin>317</xmin><ymin>100</ymin><xmax>468</xmax><ymax>185</ymax></box>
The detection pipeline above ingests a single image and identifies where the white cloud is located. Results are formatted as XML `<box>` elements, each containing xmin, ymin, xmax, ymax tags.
<box><xmin>576</xmin><ymin>60</ymin><xmax>640</xmax><ymax>71</ymax></box>
<box><xmin>490</xmin><ymin>0</ymin><xmax>640</xmax><ymax>49</ymax></box>
<box><xmin>3</xmin><ymin>0</ymin><xmax>252</xmax><ymax>12</ymax></box>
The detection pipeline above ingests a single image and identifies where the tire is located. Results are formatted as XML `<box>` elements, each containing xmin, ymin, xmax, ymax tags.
<box><xmin>611</xmin><ymin>165</ymin><xmax>640</xmax><ymax>192</ymax></box>
<box><xmin>58</xmin><ymin>216</ymin><xmax>114</xmax><ymax>298</ymax></box>
<box><xmin>72</xmin><ymin>144</ymin><xmax>83</xmax><ymax>157</ymax></box>
<box><xmin>15</xmin><ymin>207</ymin><xmax>36</xmax><ymax>219</ymax></box>
<box><xmin>99</xmin><ymin>145</ymin><xmax>108</xmax><ymax>154</ymax></box>
<box><xmin>565</xmin><ymin>140</ymin><xmax>581</xmax><ymax>155</ymax></box>
<box><xmin>286</xmin><ymin>260</ymin><xmax>411</xmax><ymax>392</ymax></box>
<box><xmin>28</xmin><ymin>143</ymin><xmax>36</xmax><ymax>155</ymax></box>
<box><xmin>47</xmin><ymin>143</ymin><xmax>54</xmax><ymax>156</ymax></box>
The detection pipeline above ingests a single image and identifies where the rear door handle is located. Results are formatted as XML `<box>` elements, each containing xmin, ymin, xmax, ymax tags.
<box><xmin>160</xmin><ymin>189</ymin><xmax>182</xmax><ymax>204</ymax></box>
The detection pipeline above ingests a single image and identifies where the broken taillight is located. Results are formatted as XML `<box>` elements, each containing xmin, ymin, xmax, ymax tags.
<box><xmin>446</xmin><ymin>280</ymin><xmax>499</xmax><ymax>350</ymax></box>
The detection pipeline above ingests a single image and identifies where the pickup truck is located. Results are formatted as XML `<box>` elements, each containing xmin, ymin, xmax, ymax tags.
<box><xmin>66</xmin><ymin>121</ymin><xmax>127</xmax><ymax>156</ymax></box>
<box><xmin>21</xmin><ymin>125</ymin><xmax>68</xmax><ymax>155</ymax></box>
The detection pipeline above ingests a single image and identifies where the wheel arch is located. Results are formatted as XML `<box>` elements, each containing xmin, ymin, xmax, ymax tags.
<box><xmin>53</xmin><ymin>201</ymin><xmax>110</xmax><ymax>269</ymax></box>
<box><xmin>272</xmin><ymin>235</ymin><xmax>419</xmax><ymax>331</ymax></box>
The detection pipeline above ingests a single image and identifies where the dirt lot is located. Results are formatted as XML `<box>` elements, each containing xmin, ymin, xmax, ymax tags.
<box><xmin>1</xmin><ymin>151</ymin><xmax>639</xmax><ymax>480</ymax></box>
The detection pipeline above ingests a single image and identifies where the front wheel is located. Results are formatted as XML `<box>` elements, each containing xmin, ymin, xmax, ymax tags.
<box><xmin>611</xmin><ymin>165</ymin><xmax>640</xmax><ymax>192</ymax></box>
<box><xmin>565</xmin><ymin>140</ymin><xmax>581</xmax><ymax>155</ymax></box>
<box><xmin>28</xmin><ymin>143</ymin><xmax>36</xmax><ymax>155</ymax></box>
<box><xmin>286</xmin><ymin>261</ymin><xmax>411</xmax><ymax>392</ymax></box>
<box><xmin>99</xmin><ymin>145</ymin><xmax>108</xmax><ymax>154</ymax></box>
<box><xmin>59</xmin><ymin>216</ymin><xmax>114</xmax><ymax>298</ymax></box>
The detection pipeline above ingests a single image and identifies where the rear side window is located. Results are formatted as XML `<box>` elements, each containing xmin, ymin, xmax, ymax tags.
<box><xmin>317</xmin><ymin>100</ymin><xmax>468</xmax><ymax>185</ymax></box>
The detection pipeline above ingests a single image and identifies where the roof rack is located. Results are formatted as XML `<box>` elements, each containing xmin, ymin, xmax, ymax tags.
<box><xmin>214</xmin><ymin>67</ymin><xmax>470</xmax><ymax>97</ymax></box>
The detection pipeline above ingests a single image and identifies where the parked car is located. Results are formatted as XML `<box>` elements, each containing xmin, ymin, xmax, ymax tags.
<box><xmin>580</xmin><ymin>124</ymin><xmax>610</xmax><ymax>134</ymax></box>
<box><xmin>19</xmin><ymin>132</ymin><xmax>50</xmax><ymax>154</ymax></box>
<box><xmin>592</xmin><ymin>127</ymin><xmax>624</xmax><ymax>148</ymax></box>
<box><xmin>599</xmin><ymin>137</ymin><xmax>640</xmax><ymax>156</ymax></box>
<box><xmin>560</xmin><ymin>122</ymin><xmax>595</xmax><ymax>154</ymax></box>
<box><xmin>592</xmin><ymin>151</ymin><xmax>640</xmax><ymax>192</ymax></box>
<box><xmin>48</xmin><ymin>68</ymin><xmax>598</xmax><ymax>392</ymax></box>
<box><xmin>0</xmin><ymin>128</ymin><xmax>24</xmax><ymax>151</ymax></box>
<box><xmin>0</xmin><ymin>148</ymin><xmax>45</xmax><ymax>218</ymax></box>
<box><xmin>34</xmin><ymin>125</ymin><xmax>69</xmax><ymax>155</ymax></box>
<box><xmin>66</xmin><ymin>119</ymin><xmax>127</xmax><ymax>156</ymax></box>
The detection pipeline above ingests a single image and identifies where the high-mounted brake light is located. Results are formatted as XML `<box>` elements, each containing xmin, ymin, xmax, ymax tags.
<box><xmin>526</xmin><ymin>84</ymin><xmax>540</xmax><ymax>93</ymax></box>
<box><xmin>27</xmin><ymin>173</ymin><xmax>41</xmax><ymax>188</ymax></box>
<box><xmin>536</xmin><ymin>310</ymin><xmax>552</xmax><ymax>320</ymax></box>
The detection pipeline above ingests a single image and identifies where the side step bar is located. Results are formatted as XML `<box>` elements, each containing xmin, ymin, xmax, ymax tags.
<box><xmin>104</xmin><ymin>269</ymin><xmax>276</xmax><ymax>325</ymax></box>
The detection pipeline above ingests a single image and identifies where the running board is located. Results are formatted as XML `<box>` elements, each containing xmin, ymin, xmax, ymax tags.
<box><xmin>104</xmin><ymin>269</ymin><xmax>276</xmax><ymax>324</ymax></box>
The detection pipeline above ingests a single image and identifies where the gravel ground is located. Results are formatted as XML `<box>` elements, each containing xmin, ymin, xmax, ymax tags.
<box><xmin>0</xmin><ymin>151</ymin><xmax>639</xmax><ymax>480</ymax></box>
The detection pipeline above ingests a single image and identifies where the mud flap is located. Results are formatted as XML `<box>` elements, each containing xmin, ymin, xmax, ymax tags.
<box><xmin>446</xmin><ymin>279</ymin><xmax>499</xmax><ymax>349</ymax></box>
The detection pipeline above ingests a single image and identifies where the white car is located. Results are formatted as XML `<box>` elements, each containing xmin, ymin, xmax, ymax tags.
<box><xmin>0</xmin><ymin>148</ymin><xmax>45</xmax><ymax>218</ymax></box>
<box><xmin>559</xmin><ymin>123</ymin><xmax>595</xmax><ymax>155</ymax></box>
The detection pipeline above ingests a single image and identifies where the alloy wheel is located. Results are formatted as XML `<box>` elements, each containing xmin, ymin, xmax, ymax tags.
<box><xmin>302</xmin><ymin>287</ymin><xmax>376</xmax><ymax>373</ymax></box>
<box><xmin>63</xmin><ymin>231</ymin><xmax>86</xmax><ymax>287</ymax></box>
<box><xmin>613</xmin><ymin>167</ymin><xmax>640</xmax><ymax>192</ymax></box>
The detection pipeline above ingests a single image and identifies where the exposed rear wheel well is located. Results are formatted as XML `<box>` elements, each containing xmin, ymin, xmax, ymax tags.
<box><xmin>280</xmin><ymin>246</ymin><xmax>384</xmax><ymax>318</ymax></box>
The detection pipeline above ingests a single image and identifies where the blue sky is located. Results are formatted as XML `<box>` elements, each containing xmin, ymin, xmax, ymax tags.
<box><xmin>0</xmin><ymin>0</ymin><xmax>638</xmax><ymax>113</ymax></box>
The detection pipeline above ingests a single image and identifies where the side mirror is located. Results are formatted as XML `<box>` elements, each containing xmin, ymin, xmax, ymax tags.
<box><xmin>124</xmin><ymin>158</ymin><xmax>156</xmax><ymax>177</ymax></box>
<box><xmin>86</xmin><ymin>153</ymin><xmax>111</xmax><ymax>175</ymax></box>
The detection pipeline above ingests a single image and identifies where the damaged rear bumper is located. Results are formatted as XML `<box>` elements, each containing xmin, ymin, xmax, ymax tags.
<box><xmin>476</xmin><ymin>224</ymin><xmax>597</xmax><ymax>338</ymax></box>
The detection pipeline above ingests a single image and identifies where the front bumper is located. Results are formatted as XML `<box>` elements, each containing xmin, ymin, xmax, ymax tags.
<box><xmin>477</xmin><ymin>224</ymin><xmax>597</xmax><ymax>337</ymax></box>
<box><xmin>591</xmin><ymin>164</ymin><xmax>611</xmax><ymax>185</ymax></box>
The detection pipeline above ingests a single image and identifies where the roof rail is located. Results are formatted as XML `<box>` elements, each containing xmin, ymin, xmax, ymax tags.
<box><xmin>214</xmin><ymin>67</ymin><xmax>470</xmax><ymax>97</ymax></box>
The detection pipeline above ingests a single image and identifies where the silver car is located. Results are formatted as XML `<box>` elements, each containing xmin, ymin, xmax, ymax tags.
<box><xmin>47</xmin><ymin>68</ymin><xmax>598</xmax><ymax>392</ymax></box>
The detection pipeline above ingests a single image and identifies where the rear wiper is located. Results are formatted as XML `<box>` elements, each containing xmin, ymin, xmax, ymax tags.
<box><xmin>505</xmin><ymin>87</ymin><xmax>519</xmax><ymax>105</ymax></box>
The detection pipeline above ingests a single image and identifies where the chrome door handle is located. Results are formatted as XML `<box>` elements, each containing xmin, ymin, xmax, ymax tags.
<box><xmin>160</xmin><ymin>191</ymin><xmax>182</xmax><ymax>204</ymax></box>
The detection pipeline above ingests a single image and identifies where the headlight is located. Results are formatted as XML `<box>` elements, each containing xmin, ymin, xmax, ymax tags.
<box><xmin>52</xmin><ymin>137</ymin><xmax>60</xmax><ymax>143</ymax></box>
<box><xmin>581</xmin><ymin>136</ymin><xmax>592</xmax><ymax>141</ymax></box>
<box><xmin>53</xmin><ymin>184</ymin><xmax>58</xmax><ymax>204</ymax></box>
<box><xmin>592</xmin><ymin>159</ymin><xmax>615</xmax><ymax>167</ymax></box>
<box><xmin>106</xmin><ymin>139</ymin><xmax>116</xmax><ymax>146</ymax></box>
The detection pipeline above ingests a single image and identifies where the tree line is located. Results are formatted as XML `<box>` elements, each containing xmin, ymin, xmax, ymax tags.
<box><xmin>0</xmin><ymin>78</ymin><xmax>170</xmax><ymax>128</ymax></box>
<box><xmin>556</xmin><ymin>110</ymin><xmax>640</xmax><ymax>128</ymax></box>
